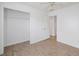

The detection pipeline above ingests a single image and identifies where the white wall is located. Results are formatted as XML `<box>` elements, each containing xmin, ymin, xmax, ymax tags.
<box><xmin>2</xmin><ymin>2</ymin><xmax>49</xmax><ymax>44</ymax></box>
<box><xmin>4</xmin><ymin>8</ymin><xmax>30</xmax><ymax>46</ymax></box>
<box><xmin>0</xmin><ymin>2</ymin><xmax>49</xmax><ymax>54</ymax></box>
<box><xmin>1</xmin><ymin>2</ymin><xmax>49</xmax><ymax>45</ymax></box>
<box><xmin>0</xmin><ymin>5</ymin><xmax>4</xmax><ymax>55</ymax></box>
<box><xmin>30</xmin><ymin>13</ymin><xmax>49</xmax><ymax>44</ymax></box>
<box><xmin>49</xmin><ymin>4</ymin><xmax>79</xmax><ymax>48</ymax></box>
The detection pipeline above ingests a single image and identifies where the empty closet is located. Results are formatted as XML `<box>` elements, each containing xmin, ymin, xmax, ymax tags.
<box><xmin>4</xmin><ymin>8</ymin><xmax>30</xmax><ymax>47</ymax></box>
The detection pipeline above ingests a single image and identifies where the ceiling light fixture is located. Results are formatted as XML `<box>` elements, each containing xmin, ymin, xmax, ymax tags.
<box><xmin>40</xmin><ymin>2</ymin><xmax>56</xmax><ymax>11</ymax></box>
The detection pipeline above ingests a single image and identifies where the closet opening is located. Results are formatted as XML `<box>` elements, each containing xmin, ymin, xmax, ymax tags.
<box><xmin>4</xmin><ymin>8</ymin><xmax>30</xmax><ymax>47</ymax></box>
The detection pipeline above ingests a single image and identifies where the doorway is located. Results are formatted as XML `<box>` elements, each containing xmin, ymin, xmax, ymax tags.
<box><xmin>49</xmin><ymin>16</ymin><xmax>57</xmax><ymax>40</ymax></box>
<box><xmin>4</xmin><ymin>8</ymin><xmax>30</xmax><ymax>47</ymax></box>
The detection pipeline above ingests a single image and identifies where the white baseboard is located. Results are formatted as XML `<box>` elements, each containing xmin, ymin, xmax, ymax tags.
<box><xmin>30</xmin><ymin>36</ymin><xmax>50</xmax><ymax>44</ymax></box>
<box><xmin>57</xmin><ymin>39</ymin><xmax>79</xmax><ymax>48</ymax></box>
<box><xmin>4</xmin><ymin>40</ymin><xmax>29</xmax><ymax>47</ymax></box>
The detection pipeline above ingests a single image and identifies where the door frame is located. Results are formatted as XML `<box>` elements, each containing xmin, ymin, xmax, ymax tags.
<box><xmin>49</xmin><ymin>15</ymin><xmax>57</xmax><ymax>38</ymax></box>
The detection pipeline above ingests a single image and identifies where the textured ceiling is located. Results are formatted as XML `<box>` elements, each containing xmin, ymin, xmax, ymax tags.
<box><xmin>21</xmin><ymin>2</ymin><xmax>79</xmax><ymax>12</ymax></box>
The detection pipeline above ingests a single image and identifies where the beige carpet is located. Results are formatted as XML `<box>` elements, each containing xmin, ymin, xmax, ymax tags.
<box><xmin>3</xmin><ymin>36</ymin><xmax>79</xmax><ymax>56</ymax></box>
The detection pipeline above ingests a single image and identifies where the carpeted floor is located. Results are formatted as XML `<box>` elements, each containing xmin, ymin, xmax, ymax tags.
<box><xmin>3</xmin><ymin>36</ymin><xmax>79</xmax><ymax>56</ymax></box>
